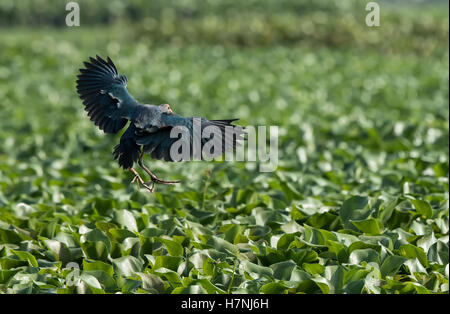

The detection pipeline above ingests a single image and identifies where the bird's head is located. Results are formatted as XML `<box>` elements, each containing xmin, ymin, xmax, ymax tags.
<box><xmin>159</xmin><ymin>104</ymin><xmax>173</xmax><ymax>114</ymax></box>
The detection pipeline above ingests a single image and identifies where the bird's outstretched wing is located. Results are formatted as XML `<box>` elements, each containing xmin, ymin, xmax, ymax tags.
<box><xmin>76</xmin><ymin>56</ymin><xmax>138</xmax><ymax>134</ymax></box>
<box><xmin>135</xmin><ymin>114</ymin><xmax>245</xmax><ymax>162</ymax></box>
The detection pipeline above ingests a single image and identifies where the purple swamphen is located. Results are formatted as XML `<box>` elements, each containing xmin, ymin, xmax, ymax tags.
<box><xmin>76</xmin><ymin>56</ymin><xmax>243</xmax><ymax>192</ymax></box>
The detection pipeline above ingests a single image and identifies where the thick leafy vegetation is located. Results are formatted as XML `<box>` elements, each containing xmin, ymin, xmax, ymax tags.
<box><xmin>0</xmin><ymin>0</ymin><xmax>448</xmax><ymax>294</ymax></box>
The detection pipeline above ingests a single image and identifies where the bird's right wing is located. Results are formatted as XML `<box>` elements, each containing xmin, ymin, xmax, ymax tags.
<box><xmin>76</xmin><ymin>56</ymin><xmax>138</xmax><ymax>134</ymax></box>
<box><xmin>135</xmin><ymin>114</ymin><xmax>244</xmax><ymax>162</ymax></box>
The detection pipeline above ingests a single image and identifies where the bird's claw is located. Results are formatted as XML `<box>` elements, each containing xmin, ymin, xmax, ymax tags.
<box><xmin>132</xmin><ymin>175</ymin><xmax>154</xmax><ymax>192</ymax></box>
<box><xmin>147</xmin><ymin>177</ymin><xmax>180</xmax><ymax>186</ymax></box>
<box><xmin>130</xmin><ymin>168</ymin><xmax>179</xmax><ymax>193</ymax></box>
<box><xmin>130</xmin><ymin>168</ymin><xmax>155</xmax><ymax>192</ymax></box>
<box><xmin>137</xmin><ymin>154</ymin><xmax>180</xmax><ymax>187</ymax></box>
<box><xmin>130</xmin><ymin>155</ymin><xmax>181</xmax><ymax>193</ymax></box>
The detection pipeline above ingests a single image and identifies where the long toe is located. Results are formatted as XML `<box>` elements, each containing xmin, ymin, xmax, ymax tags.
<box><xmin>151</xmin><ymin>177</ymin><xmax>180</xmax><ymax>185</ymax></box>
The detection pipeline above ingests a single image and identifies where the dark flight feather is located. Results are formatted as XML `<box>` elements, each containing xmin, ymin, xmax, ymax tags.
<box><xmin>76</xmin><ymin>55</ymin><xmax>136</xmax><ymax>134</ymax></box>
<box><xmin>136</xmin><ymin>117</ymin><xmax>244</xmax><ymax>162</ymax></box>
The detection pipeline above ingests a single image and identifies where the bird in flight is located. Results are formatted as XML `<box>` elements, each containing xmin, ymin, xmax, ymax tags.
<box><xmin>76</xmin><ymin>56</ymin><xmax>244</xmax><ymax>192</ymax></box>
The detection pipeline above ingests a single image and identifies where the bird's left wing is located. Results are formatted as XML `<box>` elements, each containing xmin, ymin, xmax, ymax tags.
<box><xmin>135</xmin><ymin>114</ymin><xmax>244</xmax><ymax>162</ymax></box>
<box><xmin>76</xmin><ymin>56</ymin><xmax>138</xmax><ymax>134</ymax></box>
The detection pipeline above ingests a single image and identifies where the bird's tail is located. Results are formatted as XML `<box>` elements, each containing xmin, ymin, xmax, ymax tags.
<box><xmin>202</xmin><ymin>119</ymin><xmax>245</xmax><ymax>152</ymax></box>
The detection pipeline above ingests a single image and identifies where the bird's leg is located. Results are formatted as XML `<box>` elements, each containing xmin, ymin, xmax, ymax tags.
<box><xmin>130</xmin><ymin>167</ymin><xmax>154</xmax><ymax>192</ymax></box>
<box><xmin>138</xmin><ymin>151</ymin><xmax>180</xmax><ymax>185</ymax></box>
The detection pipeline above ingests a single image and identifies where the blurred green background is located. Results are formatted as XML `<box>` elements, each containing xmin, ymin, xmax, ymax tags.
<box><xmin>0</xmin><ymin>0</ymin><xmax>448</xmax><ymax>294</ymax></box>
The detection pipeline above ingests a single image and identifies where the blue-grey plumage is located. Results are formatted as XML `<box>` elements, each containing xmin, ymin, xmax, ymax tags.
<box><xmin>76</xmin><ymin>56</ymin><xmax>244</xmax><ymax>191</ymax></box>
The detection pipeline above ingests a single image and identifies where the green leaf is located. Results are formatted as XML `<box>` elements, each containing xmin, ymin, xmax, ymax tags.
<box><xmin>339</xmin><ymin>196</ymin><xmax>371</xmax><ymax>230</ymax></box>
<box><xmin>261</xmin><ymin>282</ymin><xmax>288</xmax><ymax>294</ymax></box>
<box><xmin>155</xmin><ymin>237</ymin><xmax>183</xmax><ymax>256</ymax></box>
<box><xmin>83</xmin><ymin>260</ymin><xmax>114</xmax><ymax>277</ymax></box>
<box><xmin>398</xmin><ymin>244</ymin><xmax>429</xmax><ymax>268</ymax></box>
<box><xmin>302</xmin><ymin>263</ymin><xmax>325</xmax><ymax>275</ymax></box>
<box><xmin>243</xmin><ymin>260</ymin><xmax>273</xmax><ymax>279</ymax></box>
<box><xmin>153</xmin><ymin>268</ymin><xmax>182</xmax><ymax>287</ymax></box>
<box><xmin>11</xmin><ymin>249</ymin><xmax>38</xmax><ymax>267</ymax></box>
<box><xmin>311</xmin><ymin>276</ymin><xmax>330</xmax><ymax>294</ymax></box>
<box><xmin>349</xmin><ymin>249</ymin><xmax>380</xmax><ymax>265</ymax></box>
<box><xmin>326</xmin><ymin>240</ymin><xmax>348</xmax><ymax>263</ymax></box>
<box><xmin>0</xmin><ymin>269</ymin><xmax>21</xmax><ymax>284</ymax></box>
<box><xmin>109</xmin><ymin>228</ymin><xmax>137</xmax><ymax>242</ymax></box>
<box><xmin>343</xmin><ymin>279</ymin><xmax>365</xmax><ymax>294</ymax></box>
<box><xmin>92</xmin><ymin>198</ymin><xmax>115</xmax><ymax>215</ymax></box>
<box><xmin>172</xmin><ymin>285</ymin><xmax>207</xmax><ymax>294</ymax></box>
<box><xmin>428</xmin><ymin>241</ymin><xmax>449</xmax><ymax>265</ymax></box>
<box><xmin>378</xmin><ymin>197</ymin><xmax>398</xmax><ymax>224</ymax></box>
<box><xmin>137</xmin><ymin>272</ymin><xmax>165</xmax><ymax>293</ymax></box>
<box><xmin>404</xmin><ymin>258</ymin><xmax>427</xmax><ymax>275</ymax></box>
<box><xmin>80</xmin><ymin>241</ymin><xmax>109</xmax><ymax>262</ymax></box>
<box><xmin>113</xmin><ymin>209</ymin><xmax>138</xmax><ymax>232</ymax></box>
<box><xmin>112</xmin><ymin>256</ymin><xmax>144</xmax><ymax>276</ymax></box>
<box><xmin>380</xmin><ymin>255</ymin><xmax>407</xmax><ymax>277</ymax></box>
<box><xmin>410</xmin><ymin>199</ymin><xmax>433</xmax><ymax>219</ymax></box>
<box><xmin>248</xmin><ymin>226</ymin><xmax>271</xmax><ymax>240</ymax></box>
<box><xmin>0</xmin><ymin>228</ymin><xmax>31</xmax><ymax>244</ymax></box>
<box><xmin>205</xmin><ymin>236</ymin><xmax>238</xmax><ymax>256</ymax></box>
<box><xmin>83</xmin><ymin>270</ymin><xmax>116</xmax><ymax>291</ymax></box>
<box><xmin>82</xmin><ymin>229</ymin><xmax>111</xmax><ymax>252</ymax></box>
<box><xmin>351</xmin><ymin>218</ymin><xmax>383</xmax><ymax>235</ymax></box>
<box><xmin>202</xmin><ymin>258</ymin><xmax>215</xmax><ymax>276</ymax></box>
<box><xmin>119</xmin><ymin>278</ymin><xmax>141</xmax><ymax>293</ymax></box>
<box><xmin>153</xmin><ymin>256</ymin><xmax>183</xmax><ymax>272</ymax></box>
<box><xmin>80</xmin><ymin>272</ymin><xmax>103</xmax><ymax>291</ymax></box>
<box><xmin>325</xmin><ymin>265</ymin><xmax>345</xmax><ymax>293</ymax></box>
<box><xmin>41</xmin><ymin>238</ymin><xmax>72</xmax><ymax>266</ymax></box>
<box><xmin>276</xmin><ymin>233</ymin><xmax>296</xmax><ymax>250</ymax></box>
<box><xmin>270</xmin><ymin>260</ymin><xmax>297</xmax><ymax>280</ymax></box>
